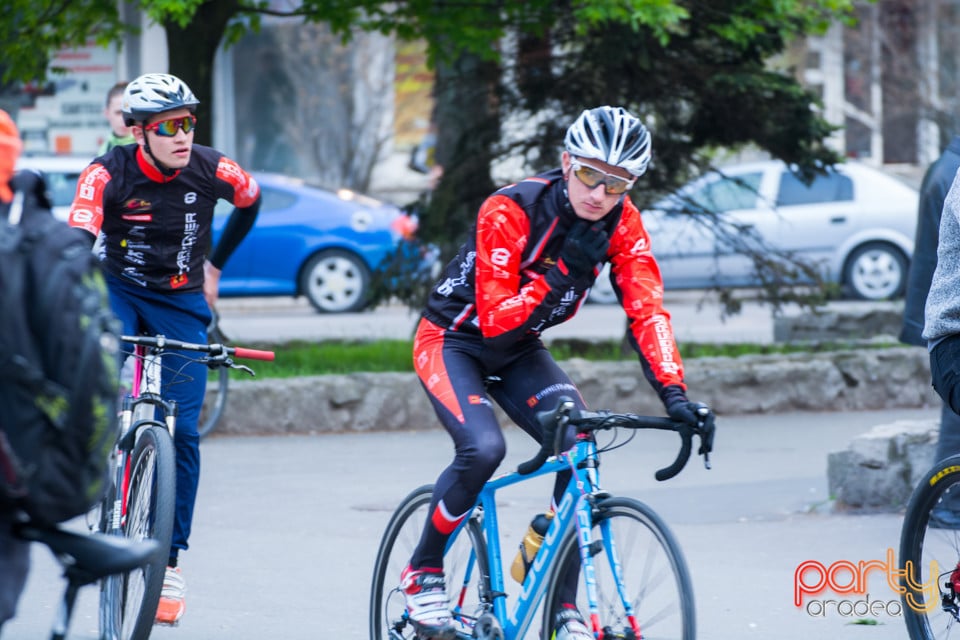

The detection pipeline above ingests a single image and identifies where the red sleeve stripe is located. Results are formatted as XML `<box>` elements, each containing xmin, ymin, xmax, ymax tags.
<box><xmin>449</xmin><ymin>303</ymin><xmax>475</xmax><ymax>331</ymax></box>
<box><xmin>519</xmin><ymin>216</ymin><xmax>558</xmax><ymax>270</ymax></box>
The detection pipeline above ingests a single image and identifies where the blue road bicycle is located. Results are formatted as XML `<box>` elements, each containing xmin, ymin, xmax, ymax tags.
<box><xmin>370</xmin><ymin>395</ymin><xmax>714</xmax><ymax>640</ymax></box>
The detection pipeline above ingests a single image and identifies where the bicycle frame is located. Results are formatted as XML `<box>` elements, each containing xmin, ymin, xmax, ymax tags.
<box><xmin>107</xmin><ymin>344</ymin><xmax>178</xmax><ymax>533</ymax></box>
<box><xmin>451</xmin><ymin>433</ymin><xmax>614</xmax><ymax>640</ymax></box>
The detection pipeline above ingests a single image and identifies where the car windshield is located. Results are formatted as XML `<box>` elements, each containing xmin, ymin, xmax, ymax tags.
<box><xmin>654</xmin><ymin>171</ymin><xmax>764</xmax><ymax>214</ymax></box>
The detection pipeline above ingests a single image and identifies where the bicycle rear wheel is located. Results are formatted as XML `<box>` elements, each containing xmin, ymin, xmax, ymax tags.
<box><xmin>543</xmin><ymin>496</ymin><xmax>695</xmax><ymax>640</ymax></box>
<box><xmin>900</xmin><ymin>454</ymin><xmax>960</xmax><ymax>639</ymax></box>
<box><xmin>100</xmin><ymin>425</ymin><xmax>176</xmax><ymax>640</ymax></box>
<box><xmin>198</xmin><ymin>319</ymin><xmax>229</xmax><ymax>440</ymax></box>
<box><xmin>370</xmin><ymin>484</ymin><xmax>490</xmax><ymax>640</ymax></box>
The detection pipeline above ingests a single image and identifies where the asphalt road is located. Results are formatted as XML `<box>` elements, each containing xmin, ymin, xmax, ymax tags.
<box><xmin>4</xmin><ymin>406</ymin><xmax>936</xmax><ymax>640</ymax></box>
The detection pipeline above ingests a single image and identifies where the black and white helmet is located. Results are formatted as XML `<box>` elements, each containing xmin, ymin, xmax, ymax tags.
<box><xmin>122</xmin><ymin>73</ymin><xmax>199</xmax><ymax>126</ymax></box>
<box><xmin>564</xmin><ymin>106</ymin><xmax>651</xmax><ymax>177</ymax></box>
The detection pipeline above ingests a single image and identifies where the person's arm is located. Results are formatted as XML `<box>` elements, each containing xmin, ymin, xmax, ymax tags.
<box><xmin>209</xmin><ymin>157</ymin><xmax>261</xmax><ymax>269</ymax></box>
<box><xmin>474</xmin><ymin>194</ymin><xmax>591</xmax><ymax>348</ymax></box>
<box><xmin>207</xmin><ymin>198</ymin><xmax>260</xmax><ymax>270</ymax></box>
<box><xmin>66</xmin><ymin>163</ymin><xmax>110</xmax><ymax>244</ymax></box>
<box><xmin>609</xmin><ymin>198</ymin><xmax>694</xmax><ymax>416</ymax></box>
<box><xmin>205</xmin><ymin>158</ymin><xmax>261</xmax><ymax>307</ymax></box>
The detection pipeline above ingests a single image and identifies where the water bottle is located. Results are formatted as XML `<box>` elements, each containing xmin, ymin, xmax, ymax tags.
<box><xmin>510</xmin><ymin>511</ymin><xmax>554</xmax><ymax>582</ymax></box>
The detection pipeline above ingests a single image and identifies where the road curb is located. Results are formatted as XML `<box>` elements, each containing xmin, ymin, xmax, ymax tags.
<box><xmin>207</xmin><ymin>346</ymin><xmax>937</xmax><ymax>437</ymax></box>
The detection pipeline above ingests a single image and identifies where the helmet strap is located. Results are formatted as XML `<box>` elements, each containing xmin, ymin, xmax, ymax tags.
<box><xmin>141</xmin><ymin>130</ymin><xmax>179</xmax><ymax>178</ymax></box>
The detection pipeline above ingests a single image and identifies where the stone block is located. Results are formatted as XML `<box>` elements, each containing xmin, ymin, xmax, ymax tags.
<box><xmin>827</xmin><ymin>419</ymin><xmax>939</xmax><ymax>512</ymax></box>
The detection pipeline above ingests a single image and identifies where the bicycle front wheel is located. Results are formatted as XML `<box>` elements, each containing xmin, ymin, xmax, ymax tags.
<box><xmin>370</xmin><ymin>484</ymin><xmax>490</xmax><ymax>640</ymax></box>
<box><xmin>543</xmin><ymin>496</ymin><xmax>695</xmax><ymax>640</ymax></box>
<box><xmin>101</xmin><ymin>425</ymin><xmax>176</xmax><ymax>640</ymax></box>
<box><xmin>901</xmin><ymin>454</ymin><xmax>960</xmax><ymax>639</ymax></box>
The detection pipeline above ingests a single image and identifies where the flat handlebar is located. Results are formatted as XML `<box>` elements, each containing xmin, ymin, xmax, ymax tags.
<box><xmin>517</xmin><ymin>396</ymin><xmax>713</xmax><ymax>481</ymax></box>
<box><xmin>120</xmin><ymin>334</ymin><xmax>275</xmax><ymax>361</ymax></box>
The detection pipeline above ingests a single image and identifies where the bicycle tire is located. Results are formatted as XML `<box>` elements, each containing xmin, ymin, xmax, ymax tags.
<box><xmin>100</xmin><ymin>425</ymin><xmax>176</xmax><ymax>640</ymax></box>
<box><xmin>370</xmin><ymin>484</ymin><xmax>490</xmax><ymax>640</ymax></box>
<box><xmin>542</xmin><ymin>496</ymin><xmax>695</xmax><ymax>640</ymax></box>
<box><xmin>198</xmin><ymin>323</ymin><xmax>230</xmax><ymax>440</ymax></box>
<box><xmin>900</xmin><ymin>454</ymin><xmax>960</xmax><ymax>639</ymax></box>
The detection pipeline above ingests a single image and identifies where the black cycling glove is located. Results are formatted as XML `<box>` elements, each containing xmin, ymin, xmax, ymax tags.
<box><xmin>560</xmin><ymin>220</ymin><xmax>609</xmax><ymax>278</ymax></box>
<box><xmin>661</xmin><ymin>384</ymin><xmax>716</xmax><ymax>455</ymax></box>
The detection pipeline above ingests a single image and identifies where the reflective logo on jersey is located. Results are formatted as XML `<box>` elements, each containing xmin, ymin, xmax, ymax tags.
<box><xmin>123</xmin><ymin>198</ymin><xmax>152</xmax><ymax>213</ymax></box>
<box><xmin>491</xmin><ymin>247</ymin><xmax>510</xmax><ymax>266</ymax></box>
<box><xmin>121</xmin><ymin>213</ymin><xmax>153</xmax><ymax>222</ymax></box>
<box><xmin>70</xmin><ymin>208</ymin><xmax>94</xmax><ymax>224</ymax></box>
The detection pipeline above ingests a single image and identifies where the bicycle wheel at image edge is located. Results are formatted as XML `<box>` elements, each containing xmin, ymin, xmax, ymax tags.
<box><xmin>370</xmin><ymin>484</ymin><xmax>491</xmax><ymax>640</ymax></box>
<box><xmin>198</xmin><ymin>364</ymin><xmax>229</xmax><ymax>440</ymax></box>
<box><xmin>900</xmin><ymin>454</ymin><xmax>960</xmax><ymax>639</ymax></box>
<box><xmin>100</xmin><ymin>425</ymin><xmax>177</xmax><ymax>640</ymax></box>
<box><xmin>198</xmin><ymin>322</ymin><xmax>230</xmax><ymax>440</ymax></box>
<box><xmin>543</xmin><ymin>496</ymin><xmax>695</xmax><ymax>640</ymax></box>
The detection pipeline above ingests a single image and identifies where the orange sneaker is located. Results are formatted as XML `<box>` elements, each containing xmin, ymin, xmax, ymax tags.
<box><xmin>155</xmin><ymin>566</ymin><xmax>186</xmax><ymax>625</ymax></box>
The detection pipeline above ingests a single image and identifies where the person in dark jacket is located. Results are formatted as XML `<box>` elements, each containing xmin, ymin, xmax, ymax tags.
<box><xmin>0</xmin><ymin>108</ymin><xmax>29</xmax><ymax>635</ymax></box>
<box><xmin>903</xmin><ymin>136</ymin><xmax>960</xmax><ymax>526</ymax></box>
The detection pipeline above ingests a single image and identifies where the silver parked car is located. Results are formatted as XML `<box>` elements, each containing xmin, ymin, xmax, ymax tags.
<box><xmin>589</xmin><ymin>160</ymin><xmax>918</xmax><ymax>303</ymax></box>
<box><xmin>14</xmin><ymin>154</ymin><xmax>89</xmax><ymax>220</ymax></box>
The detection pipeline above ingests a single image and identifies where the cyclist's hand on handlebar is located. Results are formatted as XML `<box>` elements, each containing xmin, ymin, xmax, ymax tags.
<box><xmin>662</xmin><ymin>386</ymin><xmax>701</xmax><ymax>426</ymax></box>
<box><xmin>693</xmin><ymin>405</ymin><xmax>716</xmax><ymax>456</ymax></box>
<box><xmin>663</xmin><ymin>385</ymin><xmax>716</xmax><ymax>456</ymax></box>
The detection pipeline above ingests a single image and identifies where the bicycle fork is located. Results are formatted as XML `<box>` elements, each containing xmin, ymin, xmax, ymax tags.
<box><xmin>107</xmin><ymin>394</ymin><xmax>178</xmax><ymax>533</ymax></box>
<box><xmin>576</xmin><ymin>496</ymin><xmax>641</xmax><ymax>640</ymax></box>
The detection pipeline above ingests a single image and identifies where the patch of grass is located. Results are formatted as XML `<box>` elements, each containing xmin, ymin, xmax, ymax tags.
<box><xmin>222</xmin><ymin>337</ymin><xmax>902</xmax><ymax>379</ymax></box>
<box><xmin>227</xmin><ymin>339</ymin><xmax>415</xmax><ymax>379</ymax></box>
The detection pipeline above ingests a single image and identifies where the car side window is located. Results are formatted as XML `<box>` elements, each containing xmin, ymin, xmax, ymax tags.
<box><xmin>46</xmin><ymin>171</ymin><xmax>81</xmax><ymax>208</ymax></box>
<box><xmin>776</xmin><ymin>170</ymin><xmax>854</xmax><ymax>206</ymax></box>
<box><xmin>690</xmin><ymin>171</ymin><xmax>763</xmax><ymax>212</ymax></box>
<box><xmin>259</xmin><ymin>186</ymin><xmax>294</xmax><ymax>213</ymax></box>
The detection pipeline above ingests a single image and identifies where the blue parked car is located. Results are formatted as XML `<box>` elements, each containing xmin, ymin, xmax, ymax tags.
<box><xmin>214</xmin><ymin>172</ymin><xmax>427</xmax><ymax>313</ymax></box>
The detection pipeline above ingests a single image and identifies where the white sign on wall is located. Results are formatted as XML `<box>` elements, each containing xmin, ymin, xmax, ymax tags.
<box><xmin>17</xmin><ymin>41</ymin><xmax>120</xmax><ymax>156</ymax></box>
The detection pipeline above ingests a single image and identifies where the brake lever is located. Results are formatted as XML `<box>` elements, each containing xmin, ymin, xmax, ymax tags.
<box><xmin>232</xmin><ymin>362</ymin><xmax>256</xmax><ymax>377</ymax></box>
<box><xmin>694</xmin><ymin>404</ymin><xmax>713</xmax><ymax>471</ymax></box>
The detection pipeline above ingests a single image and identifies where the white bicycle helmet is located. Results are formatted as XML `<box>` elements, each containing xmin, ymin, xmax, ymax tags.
<box><xmin>564</xmin><ymin>106</ymin><xmax>651</xmax><ymax>177</ymax></box>
<box><xmin>122</xmin><ymin>73</ymin><xmax>199</xmax><ymax>125</ymax></box>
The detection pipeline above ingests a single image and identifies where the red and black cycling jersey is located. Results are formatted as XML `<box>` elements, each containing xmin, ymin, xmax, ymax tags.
<box><xmin>422</xmin><ymin>168</ymin><xmax>685</xmax><ymax>394</ymax></box>
<box><xmin>68</xmin><ymin>144</ymin><xmax>259</xmax><ymax>293</ymax></box>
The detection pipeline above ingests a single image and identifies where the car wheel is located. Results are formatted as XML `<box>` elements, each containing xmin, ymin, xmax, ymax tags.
<box><xmin>299</xmin><ymin>249</ymin><xmax>371</xmax><ymax>313</ymax></box>
<box><xmin>842</xmin><ymin>241</ymin><xmax>908</xmax><ymax>301</ymax></box>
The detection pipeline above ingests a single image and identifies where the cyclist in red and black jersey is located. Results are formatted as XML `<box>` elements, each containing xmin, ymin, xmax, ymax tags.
<box><xmin>401</xmin><ymin>106</ymin><xmax>715</xmax><ymax>640</ymax></box>
<box><xmin>67</xmin><ymin>73</ymin><xmax>261</xmax><ymax>625</ymax></box>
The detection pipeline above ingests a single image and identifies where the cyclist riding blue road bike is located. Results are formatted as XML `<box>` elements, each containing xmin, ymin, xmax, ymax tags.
<box><xmin>67</xmin><ymin>72</ymin><xmax>262</xmax><ymax>626</ymax></box>
<box><xmin>400</xmin><ymin>105</ymin><xmax>716</xmax><ymax>640</ymax></box>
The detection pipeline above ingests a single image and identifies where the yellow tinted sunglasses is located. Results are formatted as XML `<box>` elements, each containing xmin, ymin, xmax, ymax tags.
<box><xmin>571</xmin><ymin>159</ymin><xmax>636</xmax><ymax>195</ymax></box>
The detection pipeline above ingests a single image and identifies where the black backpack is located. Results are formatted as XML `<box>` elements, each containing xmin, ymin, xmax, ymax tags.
<box><xmin>0</xmin><ymin>171</ymin><xmax>120</xmax><ymax>525</ymax></box>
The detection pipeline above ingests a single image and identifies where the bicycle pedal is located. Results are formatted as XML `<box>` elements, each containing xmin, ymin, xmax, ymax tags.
<box><xmin>472</xmin><ymin>612</ymin><xmax>503</xmax><ymax>640</ymax></box>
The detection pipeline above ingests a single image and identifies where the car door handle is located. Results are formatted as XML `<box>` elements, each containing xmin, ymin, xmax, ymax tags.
<box><xmin>830</xmin><ymin>216</ymin><xmax>847</xmax><ymax>224</ymax></box>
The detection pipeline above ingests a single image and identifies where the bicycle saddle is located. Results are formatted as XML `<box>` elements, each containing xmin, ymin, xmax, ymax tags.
<box><xmin>14</xmin><ymin>521</ymin><xmax>160</xmax><ymax>585</ymax></box>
